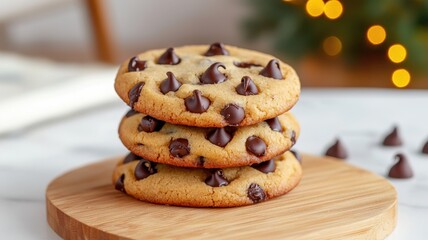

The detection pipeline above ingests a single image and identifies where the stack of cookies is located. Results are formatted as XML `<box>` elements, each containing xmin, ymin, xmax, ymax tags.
<box><xmin>112</xmin><ymin>43</ymin><xmax>302</xmax><ymax>207</ymax></box>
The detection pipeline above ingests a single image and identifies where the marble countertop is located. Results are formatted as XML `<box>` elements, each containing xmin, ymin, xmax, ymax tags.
<box><xmin>1</xmin><ymin>88</ymin><xmax>428</xmax><ymax>239</ymax></box>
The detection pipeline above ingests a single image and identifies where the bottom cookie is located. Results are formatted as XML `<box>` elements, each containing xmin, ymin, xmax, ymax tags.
<box><xmin>112</xmin><ymin>151</ymin><xmax>302</xmax><ymax>207</ymax></box>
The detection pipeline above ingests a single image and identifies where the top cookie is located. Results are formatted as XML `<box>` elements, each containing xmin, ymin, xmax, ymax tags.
<box><xmin>114</xmin><ymin>43</ymin><xmax>300</xmax><ymax>127</ymax></box>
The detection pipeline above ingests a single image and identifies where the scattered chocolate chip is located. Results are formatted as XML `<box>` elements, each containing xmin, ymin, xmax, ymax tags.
<box><xmin>115</xmin><ymin>174</ymin><xmax>126</xmax><ymax>193</ymax></box>
<box><xmin>388</xmin><ymin>153</ymin><xmax>414</xmax><ymax>179</ymax></box>
<box><xmin>128</xmin><ymin>82</ymin><xmax>145</xmax><ymax>108</ymax></box>
<box><xmin>197</xmin><ymin>157</ymin><xmax>205</xmax><ymax>167</ymax></box>
<box><xmin>236</xmin><ymin>76</ymin><xmax>258</xmax><ymax>96</ymax></box>
<box><xmin>325</xmin><ymin>139</ymin><xmax>348</xmax><ymax>159</ymax></box>
<box><xmin>138</xmin><ymin>116</ymin><xmax>165</xmax><ymax>133</ymax></box>
<box><xmin>290</xmin><ymin>150</ymin><xmax>302</xmax><ymax>163</ymax></box>
<box><xmin>246</xmin><ymin>136</ymin><xmax>267</xmax><ymax>157</ymax></box>
<box><xmin>221</xmin><ymin>104</ymin><xmax>245</xmax><ymax>126</ymax></box>
<box><xmin>382</xmin><ymin>126</ymin><xmax>403</xmax><ymax>146</ymax></box>
<box><xmin>205</xmin><ymin>169</ymin><xmax>229</xmax><ymax>187</ymax></box>
<box><xmin>290</xmin><ymin>130</ymin><xmax>296</xmax><ymax>145</ymax></box>
<box><xmin>123</xmin><ymin>152</ymin><xmax>141</xmax><ymax>164</ymax></box>
<box><xmin>252</xmin><ymin>160</ymin><xmax>276</xmax><ymax>173</ymax></box>
<box><xmin>184</xmin><ymin>90</ymin><xmax>211</xmax><ymax>113</ymax></box>
<box><xmin>157</xmin><ymin>47</ymin><xmax>180</xmax><ymax>65</ymax></box>
<box><xmin>247</xmin><ymin>183</ymin><xmax>266</xmax><ymax>203</ymax></box>
<box><xmin>134</xmin><ymin>159</ymin><xmax>157</xmax><ymax>180</ymax></box>
<box><xmin>260</xmin><ymin>59</ymin><xmax>283</xmax><ymax>79</ymax></box>
<box><xmin>205</xmin><ymin>42</ymin><xmax>229</xmax><ymax>56</ymax></box>
<box><xmin>265</xmin><ymin>117</ymin><xmax>283</xmax><ymax>132</ymax></box>
<box><xmin>422</xmin><ymin>140</ymin><xmax>428</xmax><ymax>154</ymax></box>
<box><xmin>169</xmin><ymin>138</ymin><xmax>190</xmax><ymax>157</ymax></box>
<box><xmin>128</xmin><ymin>56</ymin><xmax>147</xmax><ymax>72</ymax></box>
<box><xmin>233</xmin><ymin>61</ymin><xmax>262</xmax><ymax>68</ymax></box>
<box><xmin>206</xmin><ymin>128</ymin><xmax>233</xmax><ymax>147</ymax></box>
<box><xmin>200</xmin><ymin>62</ymin><xmax>227</xmax><ymax>84</ymax></box>
<box><xmin>160</xmin><ymin>71</ymin><xmax>182</xmax><ymax>94</ymax></box>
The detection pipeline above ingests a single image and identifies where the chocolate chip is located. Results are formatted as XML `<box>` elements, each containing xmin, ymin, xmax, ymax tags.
<box><xmin>134</xmin><ymin>159</ymin><xmax>157</xmax><ymax>180</ymax></box>
<box><xmin>205</xmin><ymin>42</ymin><xmax>229</xmax><ymax>56</ymax></box>
<box><xmin>233</xmin><ymin>61</ymin><xmax>262</xmax><ymax>68</ymax></box>
<box><xmin>252</xmin><ymin>160</ymin><xmax>276</xmax><ymax>173</ymax></box>
<box><xmin>265</xmin><ymin>117</ymin><xmax>283</xmax><ymax>132</ymax></box>
<box><xmin>128</xmin><ymin>82</ymin><xmax>145</xmax><ymax>108</ymax></box>
<box><xmin>290</xmin><ymin>130</ymin><xmax>296</xmax><ymax>145</ymax></box>
<box><xmin>260</xmin><ymin>59</ymin><xmax>283</xmax><ymax>79</ymax></box>
<box><xmin>200</xmin><ymin>62</ymin><xmax>227</xmax><ymax>84</ymax></box>
<box><xmin>205</xmin><ymin>169</ymin><xmax>229</xmax><ymax>187</ymax></box>
<box><xmin>247</xmin><ymin>183</ymin><xmax>266</xmax><ymax>203</ymax></box>
<box><xmin>115</xmin><ymin>174</ymin><xmax>126</xmax><ymax>193</ymax></box>
<box><xmin>124</xmin><ymin>109</ymin><xmax>138</xmax><ymax>118</ymax></box>
<box><xmin>382</xmin><ymin>126</ymin><xmax>403</xmax><ymax>146</ymax></box>
<box><xmin>184</xmin><ymin>90</ymin><xmax>210</xmax><ymax>113</ymax></box>
<box><xmin>236</xmin><ymin>76</ymin><xmax>258</xmax><ymax>96</ymax></box>
<box><xmin>246</xmin><ymin>136</ymin><xmax>267</xmax><ymax>157</ymax></box>
<box><xmin>388</xmin><ymin>153</ymin><xmax>414</xmax><ymax>179</ymax></box>
<box><xmin>422</xmin><ymin>140</ymin><xmax>428</xmax><ymax>154</ymax></box>
<box><xmin>221</xmin><ymin>104</ymin><xmax>245</xmax><ymax>126</ymax></box>
<box><xmin>160</xmin><ymin>72</ymin><xmax>182</xmax><ymax>94</ymax></box>
<box><xmin>123</xmin><ymin>152</ymin><xmax>141</xmax><ymax>164</ymax></box>
<box><xmin>169</xmin><ymin>138</ymin><xmax>190</xmax><ymax>157</ymax></box>
<box><xmin>138</xmin><ymin>116</ymin><xmax>165</xmax><ymax>133</ymax></box>
<box><xmin>325</xmin><ymin>139</ymin><xmax>348</xmax><ymax>159</ymax></box>
<box><xmin>206</xmin><ymin>128</ymin><xmax>233</xmax><ymax>147</ymax></box>
<box><xmin>157</xmin><ymin>47</ymin><xmax>180</xmax><ymax>65</ymax></box>
<box><xmin>290</xmin><ymin>150</ymin><xmax>302</xmax><ymax>163</ymax></box>
<box><xmin>197</xmin><ymin>157</ymin><xmax>205</xmax><ymax>167</ymax></box>
<box><xmin>128</xmin><ymin>56</ymin><xmax>147</xmax><ymax>72</ymax></box>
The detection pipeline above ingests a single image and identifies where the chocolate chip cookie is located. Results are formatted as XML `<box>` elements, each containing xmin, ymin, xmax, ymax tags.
<box><xmin>114</xmin><ymin>43</ymin><xmax>300</xmax><ymax>127</ymax></box>
<box><xmin>113</xmin><ymin>151</ymin><xmax>302</xmax><ymax>207</ymax></box>
<box><xmin>118</xmin><ymin>110</ymin><xmax>300</xmax><ymax>168</ymax></box>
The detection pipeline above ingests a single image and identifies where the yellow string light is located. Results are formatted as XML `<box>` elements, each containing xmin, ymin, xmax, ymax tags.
<box><xmin>324</xmin><ymin>0</ymin><xmax>343</xmax><ymax>20</ymax></box>
<box><xmin>366</xmin><ymin>25</ymin><xmax>386</xmax><ymax>45</ymax></box>
<box><xmin>388</xmin><ymin>44</ymin><xmax>407</xmax><ymax>63</ymax></box>
<box><xmin>392</xmin><ymin>69</ymin><xmax>411</xmax><ymax>88</ymax></box>
<box><xmin>323</xmin><ymin>36</ymin><xmax>342</xmax><ymax>56</ymax></box>
<box><xmin>306</xmin><ymin>0</ymin><xmax>324</xmax><ymax>17</ymax></box>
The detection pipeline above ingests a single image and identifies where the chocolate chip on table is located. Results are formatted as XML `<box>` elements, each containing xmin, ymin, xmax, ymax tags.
<box><xmin>157</xmin><ymin>47</ymin><xmax>180</xmax><ymax>65</ymax></box>
<box><xmin>246</xmin><ymin>136</ymin><xmax>267</xmax><ymax>157</ymax></box>
<box><xmin>221</xmin><ymin>104</ymin><xmax>245</xmax><ymax>126</ymax></box>
<box><xmin>134</xmin><ymin>159</ymin><xmax>157</xmax><ymax>180</ymax></box>
<box><xmin>184</xmin><ymin>90</ymin><xmax>210</xmax><ymax>113</ymax></box>
<box><xmin>265</xmin><ymin>117</ymin><xmax>283</xmax><ymax>132</ymax></box>
<box><xmin>115</xmin><ymin>174</ymin><xmax>126</xmax><ymax>193</ymax></box>
<box><xmin>252</xmin><ymin>160</ymin><xmax>276</xmax><ymax>173</ymax></box>
<box><xmin>205</xmin><ymin>42</ymin><xmax>229</xmax><ymax>56</ymax></box>
<box><xmin>236</xmin><ymin>76</ymin><xmax>258</xmax><ymax>96</ymax></box>
<box><xmin>325</xmin><ymin>138</ymin><xmax>348</xmax><ymax>159</ymax></box>
<box><xmin>205</xmin><ymin>169</ymin><xmax>229</xmax><ymax>187</ymax></box>
<box><xmin>169</xmin><ymin>138</ymin><xmax>190</xmax><ymax>158</ymax></box>
<box><xmin>200</xmin><ymin>62</ymin><xmax>227</xmax><ymax>84</ymax></box>
<box><xmin>123</xmin><ymin>152</ymin><xmax>141</xmax><ymax>164</ymax></box>
<box><xmin>138</xmin><ymin>116</ymin><xmax>165</xmax><ymax>133</ymax></box>
<box><xmin>422</xmin><ymin>140</ymin><xmax>428</xmax><ymax>154</ymax></box>
<box><xmin>128</xmin><ymin>56</ymin><xmax>147</xmax><ymax>72</ymax></box>
<box><xmin>160</xmin><ymin>72</ymin><xmax>182</xmax><ymax>94</ymax></box>
<box><xmin>233</xmin><ymin>61</ymin><xmax>262</xmax><ymax>68</ymax></box>
<box><xmin>260</xmin><ymin>59</ymin><xmax>283</xmax><ymax>80</ymax></box>
<box><xmin>290</xmin><ymin>150</ymin><xmax>302</xmax><ymax>163</ymax></box>
<box><xmin>388</xmin><ymin>153</ymin><xmax>414</xmax><ymax>179</ymax></box>
<box><xmin>382</xmin><ymin>126</ymin><xmax>403</xmax><ymax>146</ymax></box>
<box><xmin>124</xmin><ymin>109</ymin><xmax>138</xmax><ymax>118</ymax></box>
<box><xmin>128</xmin><ymin>82</ymin><xmax>145</xmax><ymax>108</ymax></box>
<box><xmin>247</xmin><ymin>183</ymin><xmax>266</xmax><ymax>203</ymax></box>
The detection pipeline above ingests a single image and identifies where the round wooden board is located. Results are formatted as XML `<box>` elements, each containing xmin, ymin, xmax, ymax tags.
<box><xmin>46</xmin><ymin>154</ymin><xmax>397</xmax><ymax>240</ymax></box>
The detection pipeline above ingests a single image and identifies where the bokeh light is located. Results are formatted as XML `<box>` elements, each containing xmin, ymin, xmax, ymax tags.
<box><xmin>323</xmin><ymin>36</ymin><xmax>342</xmax><ymax>56</ymax></box>
<box><xmin>324</xmin><ymin>0</ymin><xmax>343</xmax><ymax>20</ymax></box>
<box><xmin>367</xmin><ymin>25</ymin><xmax>386</xmax><ymax>45</ymax></box>
<box><xmin>392</xmin><ymin>69</ymin><xmax>411</xmax><ymax>88</ymax></box>
<box><xmin>306</xmin><ymin>0</ymin><xmax>324</xmax><ymax>17</ymax></box>
<box><xmin>388</xmin><ymin>44</ymin><xmax>407</xmax><ymax>63</ymax></box>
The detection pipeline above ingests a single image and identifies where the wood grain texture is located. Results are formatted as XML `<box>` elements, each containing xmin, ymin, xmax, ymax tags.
<box><xmin>46</xmin><ymin>154</ymin><xmax>397</xmax><ymax>240</ymax></box>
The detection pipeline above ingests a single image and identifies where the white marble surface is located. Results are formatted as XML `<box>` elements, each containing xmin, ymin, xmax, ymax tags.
<box><xmin>1</xmin><ymin>88</ymin><xmax>428</xmax><ymax>239</ymax></box>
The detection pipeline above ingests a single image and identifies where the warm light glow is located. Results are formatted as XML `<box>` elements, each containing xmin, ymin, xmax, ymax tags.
<box><xmin>388</xmin><ymin>44</ymin><xmax>407</xmax><ymax>63</ymax></box>
<box><xmin>306</xmin><ymin>0</ymin><xmax>324</xmax><ymax>17</ymax></box>
<box><xmin>392</xmin><ymin>69</ymin><xmax>411</xmax><ymax>88</ymax></box>
<box><xmin>323</xmin><ymin>36</ymin><xmax>342</xmax><ymax>56</ymax></box>
<box><xmin>324</xmin><ymin>0</ymin><xmax>343</xmax><ymax>19</ymax></box>
<box><xmin>367</xmin><ymin>25</ymin><xmax>386</xmax><ymax>45</ymax></box>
